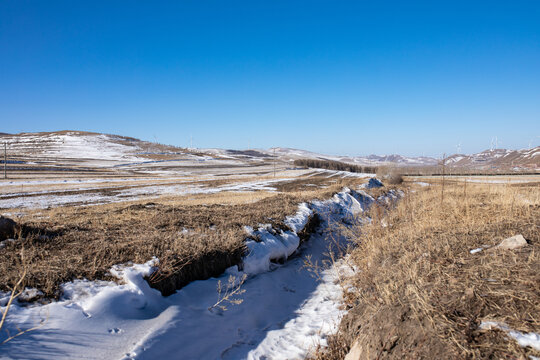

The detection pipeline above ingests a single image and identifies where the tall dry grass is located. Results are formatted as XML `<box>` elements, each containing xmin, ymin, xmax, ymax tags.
<box><xmin>319</xmin><ymin>181</ymin><xmax>539</xmax><ymax>359</ymax></box>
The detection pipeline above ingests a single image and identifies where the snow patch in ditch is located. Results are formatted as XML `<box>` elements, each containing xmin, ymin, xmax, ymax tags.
<box><xmin>0</xmin><ymin>187</ymin><xmax>392</xmax><ymax>360</ymax></box>
<box><xmin>243</xmin><ymin>203</ymin><xmax>313</xmax><ymax>275</ymax></box>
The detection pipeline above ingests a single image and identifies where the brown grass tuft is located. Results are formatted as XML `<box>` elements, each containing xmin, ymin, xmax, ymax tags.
<box><xmin>317</xmin><ymin>181</ymin><xmax>540</xmax><ymax>359</ymax></box>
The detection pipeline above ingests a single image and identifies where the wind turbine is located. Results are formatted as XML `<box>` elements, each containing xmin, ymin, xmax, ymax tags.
<box><xmin>490</xmin><ymin>136</ymin><xmax>499</xmax><ymax>151</ymax></box>
<box><xmin>456</xmin><ymin>143</ymin><xmax>462</xmax><ymax>154</ymax></box>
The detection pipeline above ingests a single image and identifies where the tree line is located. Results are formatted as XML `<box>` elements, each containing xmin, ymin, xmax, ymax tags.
<box><xmin>293</xmin><ymin>159</ymin><xmax>378</xmax><ymax>174</ymax></box>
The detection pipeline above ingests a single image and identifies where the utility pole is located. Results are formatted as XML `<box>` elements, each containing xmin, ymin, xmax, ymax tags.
<box><xmin>273</xmin><ymin>148</ymin><xmax>276</xmax><ymax>178</ymax></box>
<box><xmin>441</xmin><ymin>153</ymin><xmax>446</xmax><ymax>204</ymax></box>
<box><xmin>3</xmin><ymin>142</ymin><xmax>6</xmax><ymax>179</ymax></box>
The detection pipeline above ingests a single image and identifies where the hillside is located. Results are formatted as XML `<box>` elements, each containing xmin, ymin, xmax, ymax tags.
<box><xmin>1</xmin><ymin>131</ymin><xmax>538</xmax><ymax>173</ymax></box>
<box><xmin>445</xmin><ymin>147</ymin><xmax>540</xmax><ymax>171</ymax></box>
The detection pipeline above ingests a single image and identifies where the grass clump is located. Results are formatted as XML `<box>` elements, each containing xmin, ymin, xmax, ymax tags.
<box><xmin>317</xmin><ymin>181</ymin><xmax>540</xmax><ymax>359</ymax></box>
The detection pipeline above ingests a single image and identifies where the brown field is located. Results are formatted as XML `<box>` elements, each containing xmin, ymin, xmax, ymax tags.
<box><xmin>317</xmin><ymin>180</ymin><xmax>540</xmax><ymax>359</ymax></box>
<box><xmin>0</xmin><ymin>176</ymin><xmax>365</xmax><ymax>299</ymax></box>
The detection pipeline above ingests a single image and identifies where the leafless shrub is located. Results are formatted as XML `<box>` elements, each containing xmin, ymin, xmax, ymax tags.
<box><xmin>208</xmin><ymin>274</ymin><xmax>247</xmax><ymax>313</ymax></box>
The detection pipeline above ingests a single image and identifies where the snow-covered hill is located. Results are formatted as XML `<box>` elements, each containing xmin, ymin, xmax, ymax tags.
<box><xmin>445</xmin><ymin>147</ymin><xmax>540</xmax><ymax>170</ymax></box>
<box><xmin>258</xmin><ymin>146</ymin><xmax>539</xmax><ymax>170</ymax></box>
<box><xmin>1</xmin><ymin>131</ymin><xmax>538</xmax><ymax>171</ymax></box>
<box><xmin>0</xmin><ymin>131</ymin><xmax>186</xmax><ymax>162</ymax></box>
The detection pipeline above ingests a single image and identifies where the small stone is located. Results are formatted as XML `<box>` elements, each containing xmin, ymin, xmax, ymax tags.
<box><xmin>0</xmin><ymin>216</ymin><xmax>17</xmax><ymax>241</ymax></box>
<box><xmin>344</xmin><ymin>341</ymin><xmax>362</xmax><ymax>360</ymax></box>
<box><xmin>495</xmin><ymin>234</ymin><xmax>527</xmax><ymax>250</ymax></box>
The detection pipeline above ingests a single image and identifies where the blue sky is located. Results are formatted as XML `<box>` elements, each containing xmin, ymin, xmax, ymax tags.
<box><xmin>1</xmin><ymin>1</ymin><xmax>539</xmax><ymax>157</ymax></box>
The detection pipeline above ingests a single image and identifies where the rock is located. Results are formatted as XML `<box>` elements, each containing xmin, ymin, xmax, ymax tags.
<box><xmin>495</xmin><ymin>234</ymin><xmax>527</xmax><ymax>250</ymax></box>
<box><xmin>366</xmin><ymin>178</ymin><xmax>384</xmax><ymax>189</ymax></box>
<box><xmin>344</xmin><ymin>341</ymin><xmax>362</xmax><ymax>360</ymax></box>
<box><xmin>0</xmin><ymin>216</ymin><xmax>17</xmax><ymax>241</ymax></box>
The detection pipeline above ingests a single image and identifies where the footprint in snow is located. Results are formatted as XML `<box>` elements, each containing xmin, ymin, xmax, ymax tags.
<box><xmin>108</xmin><ymin>328</ymin><xmax>123</xmax><ymax>334</ymax></box>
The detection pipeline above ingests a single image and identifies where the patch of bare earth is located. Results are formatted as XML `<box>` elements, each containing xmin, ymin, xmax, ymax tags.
<box><xmin>315</xmin><ymin>181</ymin><xmax>539</xmax><ymax>359</ymax></box>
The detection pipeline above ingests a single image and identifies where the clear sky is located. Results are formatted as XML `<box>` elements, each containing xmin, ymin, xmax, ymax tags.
<box><xmin>1</xmin><ymin>1</ymin><xmax>539</xmax><ymax>157</ymax></box>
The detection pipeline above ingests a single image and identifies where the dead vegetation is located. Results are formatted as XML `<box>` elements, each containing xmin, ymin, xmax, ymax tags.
<box><xmin>0</xmin><ymin>177</ymin><xmax>362</xmax><ymax>298</ymax></box>
<box><xmin>376</xmin><ymin>166</ymin><xmax>404</xmax><ymax>185</ymax></box>
<box><xmin>317</xmin><ymin>181</ymin><xmax>540</xmax><ymax>359</ymax></box>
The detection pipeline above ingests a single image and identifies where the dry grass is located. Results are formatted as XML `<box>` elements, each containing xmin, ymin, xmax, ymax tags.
<box><xmin>318</xmin><ymin>181</ymin><xmax>540</xmax><ymax>359</ymax></box>
<box><xmin>0</xmin><ymin>177</ymin><xmax>362</xmax><ymax>298</ymax></box>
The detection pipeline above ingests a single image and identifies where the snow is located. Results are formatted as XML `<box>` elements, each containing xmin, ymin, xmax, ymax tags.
<box><xmin>480</xmin><ymin>321</ymin><xmax>540</xmax><ymax>351</ymax></box>
<box><xmin>241</xmin><ymin>203</ymin><xmax>314</xmax><ymax>274</ymax></box>
<box><xmin>0</xmin><ymin>177</ymin><xmax>160</xmax><ymax>187</ymax></box>
<box><xmin>0</xmin><ymin>187</ymin><xmax>394</xmax><ymax>359</ymax></box>
<box><xmin>362</xmin><ymin>177</ymin><xmax>384</xmax><ymax>189</ymax></box>
<box><xmin>246</xmin><ymin>260</ymin><xmax>353</xmax><ymax>359</ymax></box>
<box><xmin>284</xmin><ymin>203</ymin><xmax>312</xmax><ymax>233</ymax></box>
<box><xmin>470</xmin><ymin>247</ymin><xmax>483</xmax><ymax>254</ymax></box>
<box><xmin>0</xmin><ymin>178</ymin><xmax>296</xmax><ymax>209</ymax></box>
<box><xmin>3</xmin><ymin>132</ymin><xmax>145</xmax><ymax>164</ymax></box>
<box><xmin>243</xmin><ymin>227</ymin><xmax>304</xmax><ymax>275</ymax></box>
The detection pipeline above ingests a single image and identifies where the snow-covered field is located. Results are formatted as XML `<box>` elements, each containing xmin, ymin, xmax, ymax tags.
<box><xmin>0</xmin><ymin>177</ymin><xmax>302</xmax><ymax>210</ymax></box>
<box><xmin>0</xmin><ymin>188</ymin><xmax>384</xmax><ymax>360</ymax></box>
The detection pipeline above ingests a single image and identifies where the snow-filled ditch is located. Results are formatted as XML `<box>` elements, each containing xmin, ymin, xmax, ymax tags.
<box><xmin>0</xmin><ymin>185</ymin><xmax>398</xmax><ymax>360</ymax></box>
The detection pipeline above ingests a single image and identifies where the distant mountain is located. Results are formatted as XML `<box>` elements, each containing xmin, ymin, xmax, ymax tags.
<box><xmin>261</xmin><ymin>147</ymin><xmax>439</xmax><ymax>166</ymax></box>
<box><xmin>1</xmin><ymin>131</ymin><xmax>538</xmax><ymax>171</ymax></box>
<box><xmin>261</xmin><ymin>146</ymin><xmax>539</xmax><ymax>170</ymax></box>
<box><xmin>445</xmin><ymin>147</ymin><xmax>539</xmax><ymax>171</ymax></box>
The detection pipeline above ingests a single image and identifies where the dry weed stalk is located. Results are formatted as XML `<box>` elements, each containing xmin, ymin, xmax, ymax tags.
<box><xmin>0</xmin><ymin>246</ymin><xmax>48</xmax><ymax>345</ymax></box>
<box><xmin>208</xmin><ymin>274</ymin><xmax>247</xmax><ymax>313</ymax></box>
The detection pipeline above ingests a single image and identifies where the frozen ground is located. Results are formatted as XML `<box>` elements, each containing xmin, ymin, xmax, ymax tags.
<box><xmin>0</xmin><ymin>188</ymin><xmax>381</xmax><ymax>360</ymax></box>
<box><xmin>0</xmin><ymin>177</ymin><xmax>300</xmax><ymax>210</ymax></box>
